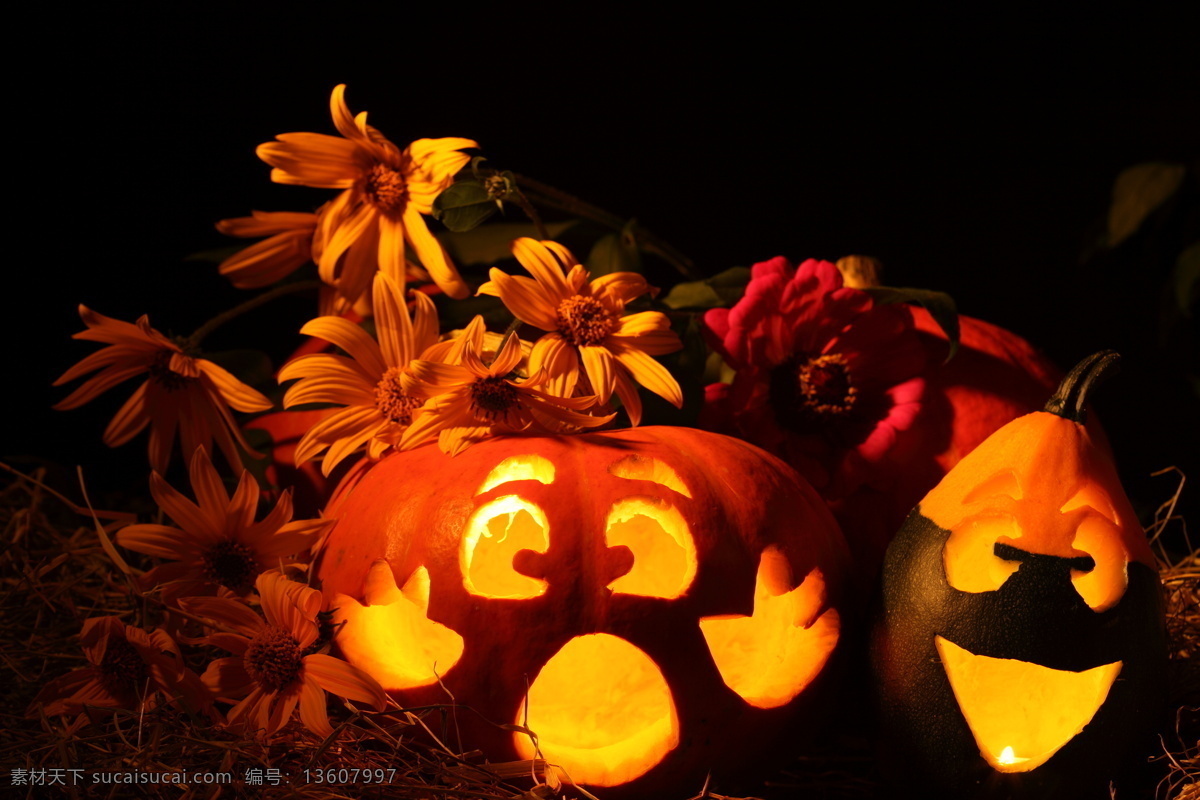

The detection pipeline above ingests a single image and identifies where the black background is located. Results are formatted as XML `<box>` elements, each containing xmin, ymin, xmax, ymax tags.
<box><xmin>10</xmin><ymin>7</ymin><xmax>1198</xmax><ymax>548</ymax></box>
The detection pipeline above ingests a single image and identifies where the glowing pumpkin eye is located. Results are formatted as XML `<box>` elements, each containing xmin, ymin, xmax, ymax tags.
<box><xmin>462</xmin><ymin>496</ymin><xmax>550</xmax><ymax>599</ymax></box>
<box><xmin>1057</xmin><ymin>483</ymin><xmax>1129</xmax><ymax>612</ymax></box>
<box><xmin>461</xmin><ymin>455</ymin><xmax>556</xmax><ymax>600</ymax></box>
<box><xmin>1068</xmin><ymin>514</ymin><xmax>1127</xmax><ymax>612</ymax></box>
<box><xmin>603</xmin><ymin>456</ymin><xmax>697</xmax><ymax>599</ymax></box>
<box><xmin>944</xmin><ymin>515</ymin><xmax>1023</xmax><ymax>593</ymax></box>
<box><xmin>605</xmin><ymin>497</ymin><xmax>697</xmax><ymax>598</ymax></box>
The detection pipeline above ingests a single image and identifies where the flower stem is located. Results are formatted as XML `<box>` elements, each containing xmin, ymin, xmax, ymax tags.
<box><xmin>512</xmin><ymin>172</ymin><xmax>700</xmax><ymax>280</ymax></box>
<box><xmin>186</xmin><ymin>281</ymin><xmax>322</xmax><ymax>349</ymax></box>
<box><xmin>507</xmin><ymin>190</ymin><xmax>551</xmax><ymax>241</ymax></box>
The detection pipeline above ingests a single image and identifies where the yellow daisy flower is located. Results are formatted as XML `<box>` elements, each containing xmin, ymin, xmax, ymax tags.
<box><xmin>256</xmin><ymin>84</ymin><xmax>476</xmax><ymax>301</ymax></box>
<box><xmin>117</xmin><ymin>447</ymin><xmax>331</xmax><ymax>603</ymax></box>
<box><xmin>478</xmin><ymin>238</ymin><xmax>683</xmax><ymax>426</ymax></box>
<box><xmin>278</xmin><ymin>272</ymin><xmax>442</xmax><ymax>475</ymax></box>
<box><xmin>400</xmin><ymin>322</ymin><xmax>614</xmax><ymax>456</ymax></box>
<box><xmin>182</xmin><ymin>570</ymin><xmax>387</xmax><ymax>739</ymax></box>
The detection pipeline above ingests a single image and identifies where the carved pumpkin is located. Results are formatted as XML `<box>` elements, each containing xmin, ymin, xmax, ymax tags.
<box><xmin>316</xmin><ymin>426</ymin><xmax>853</xmax><ymax>794</ymax></box>
<box><xmin>871</xmin><ymin>351</ymin><xmax>1167</xmax><ymax>799</ymax></box>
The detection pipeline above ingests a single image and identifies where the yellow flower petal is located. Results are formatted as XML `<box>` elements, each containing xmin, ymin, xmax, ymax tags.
<box><xmin>483</xmin><ymin>269</ymin><xmax>558</xmax><ymax>330</ymax></box>
<box><xmin>512</xmin><ymin>237</ymin><xmax>575</xmax><ymax>302</ymax></box>
<box><xmin>613</xmin><ymin>371</ymin><xmax>644</xmax><ymax>427</ymax></box>
<box><xmin>402</xmin><ymin>204</ymin><xmax>468</xmax><ymax>299</ymax></box>
<box><xmin>298</xmin><ymin>317</ymin><xmax>386</xmax><ymax>378</ymax></box>
<box><xmin>257</xmin><ymin>133</ymin><xmax>361</xmax><ymax>188</ymax></box>
<box><xmin>529</xmin><ymin>334</ymin><xmax>579</xmax><ymax>398</ymax></box>
<box><xmin>610</xmin><ymin>342</ymin><xmax>684</xmax><ymax>408</ymax></box>
<box><xmin>304</xmin><ymin>653</ymin><xmax>387</xmax><ymax>709</ymax></box>
<box><xmin>579</xmin><ymin>344</ymin><xmax>617</xmax><ymax>404</ymax></box>
<box><xmin>298</xmin><ymin>674</ymin><xmax>333</xmax><ymax>738</ymax></box>
<box><xmin>197</xmin><ymin>360</ymin><xmax>272</xmax><ymax>413</ymax></box>
<box><xmin>188</xmin><ymin>445</ymin><xmax>229</xmax><ymax>510</ymax></box>
<box><xmin>590</xmin><ymin>271</ymin><xmax>656</xmax><ymax>307</ymax></box>
<box><xmin>101</xmin><ymin>380</ymin><xmax>151</xmax><ymax>446</ymax></box>
<box><xmin>372</xmin><ymin>271</ymin><xmax>416</xmax><ymax>368</ymax></box>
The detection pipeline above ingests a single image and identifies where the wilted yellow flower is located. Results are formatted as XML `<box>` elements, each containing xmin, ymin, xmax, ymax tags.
<box><xmin>54</xmin><ymin>306</ymin><xmax>272</xmax><ymax>472</ymax></box>
<box><xmin>400</xmin><ymin>321</ymin><xmax>614</xmax><ymax>456</ymax></box>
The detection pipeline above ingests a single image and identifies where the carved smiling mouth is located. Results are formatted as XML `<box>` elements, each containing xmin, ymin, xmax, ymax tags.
<box><xmin>934</xmin><ymin>635</ymin><xmax>1122</xmax><ymax>772</ymax></box>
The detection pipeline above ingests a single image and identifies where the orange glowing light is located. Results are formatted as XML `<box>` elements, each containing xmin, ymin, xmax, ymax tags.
<box><xmin>605</xmin><ymin>498</ymin><xmax>697</xmax><ymax>598</ymax></box>
<box><xmin>514</xmin><ymin>634</ymin><xmax>679</xmax><ymax>786</ymax></box>
<box><xmin>935</xmin><ymin>635</ymin><xmax>1121</xmax><ymax>772</ymax></box>
<box><xmin>332</xmin><ymin>561</ymin><xmax>464</xmax><ymax>690</ymax></box>
<box><xmin>699</xmin><ymin>547</ymin><xmax>840</xmax><ymax>708</ymax></box>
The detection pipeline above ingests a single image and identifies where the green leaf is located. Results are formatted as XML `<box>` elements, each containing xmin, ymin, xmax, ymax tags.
<box><xmin>433</xmin><ymin>180</ymin><xmax>498</xmax><ymax>232</ymax></box>
<box><xmin>586</xmin><ymin>226</ymin><xmax>642</xmax><ymax>276</ymax></box>
<box><xmin>865</xmin><ymin>286</ymin><xmax>960</xmax><ymax>362</ymax></box>
<box><xmin>1107</xmin><ymin>162</ymin><xmax>1186</xmax><ymax>247</ymax></box>
<box><xmin>1174</xmin><ymin>241</ymin><xmax>1200</xmax><ymax>316</ymax></box>
<box><xmin>436</xmin><ymin>221</ymin><xmax>578</xmax><ymax>268</ymax></box>
<box><xmin>662</xmin><ymin>267</ymin><xmax>751</xmax><ymax>310</ymax></box>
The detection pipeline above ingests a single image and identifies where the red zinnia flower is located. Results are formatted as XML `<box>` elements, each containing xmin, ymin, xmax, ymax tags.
<box><xmin>702</xmin><ymin>257</ymin><xmax>926</xmax><ymax>500</ymax></box>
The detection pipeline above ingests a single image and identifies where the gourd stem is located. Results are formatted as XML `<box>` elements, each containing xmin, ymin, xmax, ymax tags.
<box><xmin>1043</xmin><ymin>350</ymin><xmax>1120</xmax><ymax>424</ymax></box>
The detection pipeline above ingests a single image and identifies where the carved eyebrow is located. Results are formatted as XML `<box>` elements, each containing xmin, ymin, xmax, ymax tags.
<box><xmin>1059</xmin><ymin>486</ymin><xmax>1118</xmax><ymax>524</ymax></box>
<box><xmin>607</xmin><ymin>455</ymin><xmax>692</xmax><ymax>498</ymax></box>
<box><xmin>963</xmin><ymin>470</ymin><xmax>1023</xmax><ymax>504</ymax></box>
<box><xmin>477</xmin><ymin>455</ymin><xmax>556</xmax><ymax>495</ymax></box>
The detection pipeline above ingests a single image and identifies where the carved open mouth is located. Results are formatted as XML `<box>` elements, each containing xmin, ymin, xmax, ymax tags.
<box><xmin>934</xmin><ymin>635</ymin><xmax>1122</xmax><ymax>772</ymax></box>
<box><xmin>513</xmin><ymin>634</ymin><xmax>679</xmax><ymax>787</ymax></box>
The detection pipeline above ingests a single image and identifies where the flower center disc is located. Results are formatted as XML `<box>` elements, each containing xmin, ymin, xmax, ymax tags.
<box><xmin>365</xmin><ymin>163</ymin><xmax>407</xmax><ymax>213</ymax></box>
<box><xmin>375</xmin><ymin>367</ymin><xmax>421</xmax><ymax>425</ymax></box>
<box><xmin>797</xmin><ymin>354</ymin><xmax>856</xmax><ymax>415</ymax></box>
<box><xmin>203</xmin><ymin>538</ymin><xmax>261</xmax><ymax>594</ymax></box>
<box><xmin>149</xmin><ymin>350</ymin><xmax>195</xmax><ymax>392</ymax></box>
<box><xmin>470</xmin><ymin>377</ymin><xmax>519</xmax><ymax>423</ymax></box>
<box><xmin>556</xmin><ymin>296</ymin><xmax>616</xmax><ymax>347</ymax></box>
<box><xmin>245</xmin><ymin>628</ymin><xmax>304</xmax><ymax>693</ymax></box>
<box><xmin>99</xmin><ymin>638</ymin><xmax>148</xmax><ymax>695</ymax></box>
<box><xmin>768</xmin><ymin>353</ymin><xmax>857</xmax><ymax>433</ymax></box>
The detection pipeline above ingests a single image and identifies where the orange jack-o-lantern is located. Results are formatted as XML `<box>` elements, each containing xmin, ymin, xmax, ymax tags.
<box><xmin>316</xmin><ymin>426</ymin><xmax>853</xmax><ymax>794</ymax></box>
<box><xmin>871</xmin><ymin>352</ymin><xmax>1167</xmax><ymax>799</ymax></box>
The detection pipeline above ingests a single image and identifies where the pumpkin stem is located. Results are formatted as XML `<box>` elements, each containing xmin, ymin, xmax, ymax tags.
<box><xmin>1043</xmin><ymin>350</ymin><xmax>1120</xmax><ymax>424</ymax></box>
